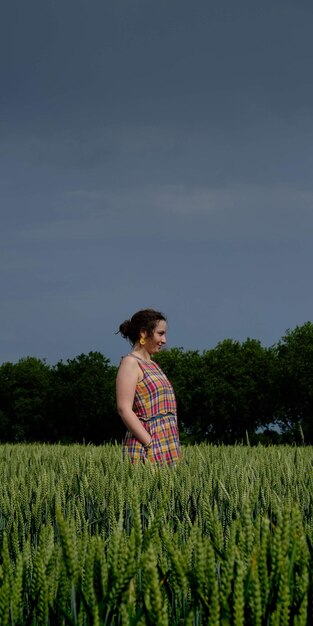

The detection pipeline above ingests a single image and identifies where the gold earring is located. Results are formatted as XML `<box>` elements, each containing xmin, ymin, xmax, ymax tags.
<box><xmin>140</xmin><ymin>337</ymin><xmax>146</xmax><ymax>346</ymax></box>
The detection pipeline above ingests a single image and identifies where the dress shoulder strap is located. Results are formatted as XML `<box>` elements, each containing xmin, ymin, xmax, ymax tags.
<box><xmin>119</xmin><ymin>354</ymin><xmax>143</xmax><ymax>365</ymax></box>
<box><xmin>125</xmin><ymin>354</ymin><xmax>159</xmax><ymax>374</ymax></box>
<box><xmin>126</xmin><ymin>354</ymin><xmax>154</xmax><ymax>365</ymax></box>
<box><xmin>126</xmin><ymin>353</ymin><xmax>141</xmax><ymax>361</ymax></box>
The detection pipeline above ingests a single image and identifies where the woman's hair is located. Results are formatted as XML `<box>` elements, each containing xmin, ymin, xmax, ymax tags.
<box><xmin>118</xmin><ymin>309</ymin><xmax>166</xmax><ymax>344</ymax></box>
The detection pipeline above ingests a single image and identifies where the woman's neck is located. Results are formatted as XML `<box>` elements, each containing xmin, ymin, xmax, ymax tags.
<box><xmin>132</xmin><ymin>344</ymin><xmax>152</xmax><ymax>362</ymax></box>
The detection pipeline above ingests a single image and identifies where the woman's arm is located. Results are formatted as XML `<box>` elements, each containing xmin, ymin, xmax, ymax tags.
<box><xmin>116</xmin><ymin>356</ymin><xmax>152</xmax><ymax>446</ymax></box>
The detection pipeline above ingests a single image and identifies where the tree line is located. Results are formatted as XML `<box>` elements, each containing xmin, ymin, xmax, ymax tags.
<box><xmin>1</xmin><ymin>322</ymin><xmax>313</xmax><ymax>444</ymax></box>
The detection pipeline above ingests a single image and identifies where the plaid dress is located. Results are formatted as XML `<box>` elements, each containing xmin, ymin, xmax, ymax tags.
<box><xmin>122</xmin><ymin>355</ymin><xmax>181</xmax><ymax>464</ymax></box>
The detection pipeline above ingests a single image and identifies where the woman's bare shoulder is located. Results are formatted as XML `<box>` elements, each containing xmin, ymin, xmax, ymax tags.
<box><xmin>118</xmin><ymin>354</ymin><xmax>143</xmax><ymax>381</ymax></box>
<box><xmin>119</xmin><ymin>354</ymin><xmax>140</xmax><ymax>370</ymax></box>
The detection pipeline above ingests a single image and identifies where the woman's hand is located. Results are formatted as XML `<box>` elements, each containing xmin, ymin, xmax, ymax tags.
<box><xmin>144</xmin><ymin>437</ymin><xmax>154</xmax><ymax>462</ymax></box>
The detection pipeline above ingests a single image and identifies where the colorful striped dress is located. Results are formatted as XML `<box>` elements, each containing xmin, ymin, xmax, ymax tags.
<box><xmin>122</xmin><ymin>354</ymin><xmax>181</xmax><ymax>464</ymax></box>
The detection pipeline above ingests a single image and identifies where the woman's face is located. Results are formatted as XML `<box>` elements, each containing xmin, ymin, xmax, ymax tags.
<box><xmin>144</xmin><ymin>320</ymin><xmax>167</xmax><ymax>354</ymax></box>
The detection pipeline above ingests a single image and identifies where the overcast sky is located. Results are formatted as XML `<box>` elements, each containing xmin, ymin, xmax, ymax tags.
<box><xmin>1</xmin><ymin>0</ymin><xmax>313</xmax><ymax>366</ymax></box>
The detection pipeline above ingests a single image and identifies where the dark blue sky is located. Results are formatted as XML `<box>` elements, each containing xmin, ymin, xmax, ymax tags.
<box><xmin>1</xmin><ymin>0</ymin><xmax>313</xmax><ymax>365</ymax></box>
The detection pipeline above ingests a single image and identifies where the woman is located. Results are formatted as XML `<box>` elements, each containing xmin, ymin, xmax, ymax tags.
<box><xmin>116</xmin><ymin>308</ymin><xmax>181</xmax><ymax>464</ymax></box>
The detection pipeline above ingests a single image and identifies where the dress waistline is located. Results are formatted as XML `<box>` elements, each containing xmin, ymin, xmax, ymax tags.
<box><xmin>138</xmin><ymin>412</ymin><xmax>176</xmax><ymax>422</ymax></box>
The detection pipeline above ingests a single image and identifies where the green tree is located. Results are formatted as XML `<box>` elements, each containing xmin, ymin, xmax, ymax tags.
<box><xmin>0</xmin><ymin>358</ymin><xmax>52</xmax><ymax>441</ymax></box>
<box><xmin>156</xmin><ymin>341</ymin><xmax>276</xmax><ymax>443</ymax></box>
<box><xmin>275</xmin><ymin>322</ymin><xmax>313</xmax><ymax>442</ymax></box>
<box><xmin>202</xmin><ymin>338</ymin><xmax>276</xmax><ymax>442</ymax></box>
<box><xmin>50</xmin><ymin>352</ymin><xmax>121</xmax><ymax>443</ymax></box>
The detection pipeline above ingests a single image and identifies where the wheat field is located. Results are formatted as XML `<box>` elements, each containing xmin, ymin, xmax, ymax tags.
<box><xmin>0</xmin><ymin>443</ymin><xmax>312</xmax><ymax>625</ymax></box>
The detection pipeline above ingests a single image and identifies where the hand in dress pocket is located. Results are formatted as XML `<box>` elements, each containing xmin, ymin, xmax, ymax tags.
<box><xmin>144</xmin><ymin>438</ymin><xmax>155</xmax><ymax>463</ymax></box>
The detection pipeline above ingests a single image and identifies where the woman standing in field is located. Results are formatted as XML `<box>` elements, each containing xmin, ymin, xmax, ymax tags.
<box><xmin>116</xmin><ymin>309</ymin><xmax>181</xmax><ymax>464</ymax></box>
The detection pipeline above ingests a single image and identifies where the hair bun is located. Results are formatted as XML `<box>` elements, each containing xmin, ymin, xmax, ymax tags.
<box><xmin>119</xmin><ymin>319</ymin><xmax>131</xmax><ymax>339</ymax></box>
